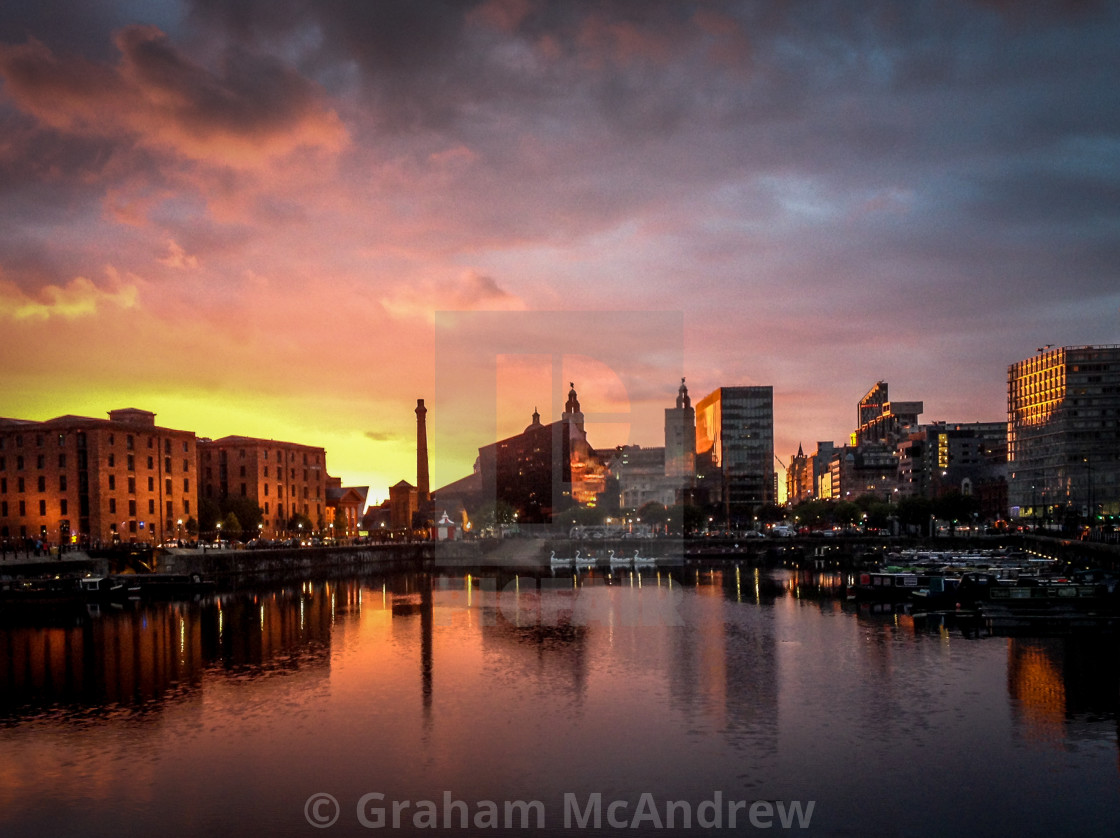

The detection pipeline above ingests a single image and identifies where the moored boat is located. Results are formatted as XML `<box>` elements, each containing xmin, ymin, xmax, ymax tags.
<box><xmin>851</xmin><ymin>571</ymin><xmax>922</xmax><ymax>601</ymax></box>
<box><xmin>956</xmin><ymin>571</ymin><xmax>1111</xmax><ymax>608</ymax></box>
<box><xmin>574</xmin><ymin>550</ymin><xmax>597</xmax><ymax>568</ymax></box>
<box><xmin>608</xmin><ymin>549</ymin><xmax>631</xmax><ymax>567</ymax></box>
<box><xmin>115</xmin><ymin>573</ymin><xmax>216</xmax><ymax>599</ymax></box>
<box><xmin>549</xmin><ymin>550</ymin><xmax>573</xmax><ymax>567</ymax></box>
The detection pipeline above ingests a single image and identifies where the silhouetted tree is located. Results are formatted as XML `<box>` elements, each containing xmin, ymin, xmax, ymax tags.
<box><xmin>220</xmin><ymin>512</ymin><xmax>241</xmax><ymax>541</ymax></box>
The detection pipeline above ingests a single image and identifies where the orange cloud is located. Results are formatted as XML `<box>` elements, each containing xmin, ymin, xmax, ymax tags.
<box><xmin>0</xmin><ymin>26</ymin><xmax>348</xmax><ymax>169</ymax></box>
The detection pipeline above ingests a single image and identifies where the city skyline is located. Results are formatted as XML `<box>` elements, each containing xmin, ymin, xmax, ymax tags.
<box><xmin>2</xmin><ymin>2</ymin><xmax>1118</xmax><ymax>499</ymax></box>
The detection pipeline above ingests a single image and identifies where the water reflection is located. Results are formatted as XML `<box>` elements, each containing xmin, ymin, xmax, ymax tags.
<box><xmin>0</xmin><ymin>582</ymin><xmax>339</xmax><ymax>719</ymax></box>
<box><xmin>1008</xmin><ymin>636</ymin><xmax>1120</xmax><ymax>747</ymax></box>
<box><xmin>0</xmin><ymin>566</ymin><xmax>1118</xmax><ymax>837</ymax></box>
<box><xmin>0</xmin><ymin>604</ymin><xmax>204</xmax><ymax>712</ymax></box>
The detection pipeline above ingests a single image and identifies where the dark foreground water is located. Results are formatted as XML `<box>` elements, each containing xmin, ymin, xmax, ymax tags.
<box><xmin>2</xmin><ymin>565</ymin><xmax>1119</xmax><ymax>837</ymax></box>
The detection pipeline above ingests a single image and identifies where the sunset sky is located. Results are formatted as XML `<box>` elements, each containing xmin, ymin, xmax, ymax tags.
<box><xmin>2</xmin><ymin>1</ymin><xmax>1118</xmax><ymax>504</ymax></box>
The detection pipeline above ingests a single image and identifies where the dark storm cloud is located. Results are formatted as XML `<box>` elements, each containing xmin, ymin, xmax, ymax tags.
<box><xmin>187</xmin><ymin>0</ymin><xmax>487</xmax><ymax>128</ymax></box>
<box><xmin>0</xmin><ymin>0</ymin><xmax>179</xmax><ymax>59</ymax></box>
<box><xmin>2</xmin><ymin>0</ymin><xmax>1118</xmax><ymax>467</ymax></box>
<box><xmin>0</xmin><ymin>24</ymin><xmax>346</xmax><ymax>167</ymax></box>
<box><xmin>182</xmin><ymin>0</ymin><xmax>1120</xmax><ymax>319</ymax></box>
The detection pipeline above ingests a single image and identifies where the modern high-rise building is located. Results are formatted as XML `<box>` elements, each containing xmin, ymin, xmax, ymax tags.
<box><xmin>855</xmin><ymin>381</ymin><xmax>923</xmax><ymax>446</ymax></box>
<box><xmin>0</xmin><ymin>409</ymin><xmax>196</xmax><ymax>547</ymax></box>
<box><xmin>1008</xmin><ymin>345</ymin><xmax>1120</xmax><ymax>526</ymax></box>
<box><xmin>695</xmin><ymin>386</ymin><xmax>775</xmax><ymax>520</ymax></box>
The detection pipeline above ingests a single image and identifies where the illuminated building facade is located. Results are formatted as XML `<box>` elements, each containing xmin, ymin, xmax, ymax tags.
<box><xmin>562</xmin><ymin>383</ymin><xmax>609</xmax><ymax>506</ymax></box>
<box><xmin>695</xmin><ymin>386</ymin><xmax>776</xmax><ymax>520</ymax></box>
<box><xmin>197</xmin><ymin>436</ymin><xmax>327</xmax><ymax>537</ymax></box>
<box><xmin>786</xmin><ymin>444</ymin><xmax>812</xmax><ymax>505</ymax></box>
<box><xmin>0</xmin><ymin>409</ymin><xmax>196</xmax><ymax>547</ymax></box>
<box><xmin>472</xmin><ymin>384</ymin><xmax>609</xmax><ymax>524</ymax></box>
<box><xmin>1008</xmin><ymin>345</ymin><xmax>1120</xmax><ymax>525</ymax></box>
<box><xmin>855</xmin><ymin>382</ymin><xmax>923</xmax><ymax>446</ymax></box>
<box><xmin>477</xmin><ymin>409</ymin><xmax>572</xmax><ymax>524</ymax></box>
<box><xmin>326</xmin><ymin>476</ymin><xmax>368</xmax><ymax>538</ymax></box>
<box><xmin>823</xmin><ymin>382</ymin><xmax>922</xmax><ymax>502</ymax></box>
<box><xmin>828</xmin><ymin>445</ymin><xmax>896</xmax><ymax>501</ymax></box>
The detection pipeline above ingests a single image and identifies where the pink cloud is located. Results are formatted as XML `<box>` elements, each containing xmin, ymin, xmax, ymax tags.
<box><xmin>0</xmin><ymin>26</ymin><xmax>348</xmax><ymax>169</ymax></box>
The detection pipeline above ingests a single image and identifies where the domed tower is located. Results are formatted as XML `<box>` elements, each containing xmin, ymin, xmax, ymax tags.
<box><xmin>525</xmin><ymin>407</ymin><xmax>542</xmax><ymax>433</ymax></box>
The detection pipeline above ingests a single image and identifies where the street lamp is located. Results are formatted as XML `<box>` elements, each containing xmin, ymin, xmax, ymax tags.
<box><xmin>1085</xmin><ymin>455</ymin><xmax>1094</xmax><ymax>530</ymax></box>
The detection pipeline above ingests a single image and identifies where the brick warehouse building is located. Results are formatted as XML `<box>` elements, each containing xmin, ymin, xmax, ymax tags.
<box><xmin>197</xmin><ymin>436</ymin><xmax>327</xmax><ymax>538</ymax></box>
<box><xmin>0</xmin><ymin>409</ymin><xmax>196</xmax><ymax>548</ymax></box>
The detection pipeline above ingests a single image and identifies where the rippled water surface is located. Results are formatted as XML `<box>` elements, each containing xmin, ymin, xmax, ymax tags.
<box><xmin>2</xmin><ymin>566</ymin><xmax>1119</xmax><ymax>837</ymax></box>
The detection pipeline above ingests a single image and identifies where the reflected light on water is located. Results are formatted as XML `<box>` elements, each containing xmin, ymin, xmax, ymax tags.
<box><xmin>0</xmin><ymin>569</ymin><xmax>1118</xmax><ymax>838</ymax></box>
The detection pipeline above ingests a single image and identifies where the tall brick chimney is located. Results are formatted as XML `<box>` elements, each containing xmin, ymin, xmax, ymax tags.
<box><xmin>416</xmin><ymin>398</ymin><xmax>430</xmax><ymax>502</ymax></box>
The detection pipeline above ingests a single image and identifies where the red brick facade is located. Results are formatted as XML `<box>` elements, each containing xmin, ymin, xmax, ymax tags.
<box><xmin>0</xmin><ymin>409</ymin><xmax>196</xmax><ymax>547</ymax></box>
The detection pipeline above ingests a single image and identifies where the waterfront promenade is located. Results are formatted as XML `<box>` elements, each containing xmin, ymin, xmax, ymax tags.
<box><xmin>3</xmin><ymin>532</ymin><xmax>1118</xmax><ymax>591</ymax></box>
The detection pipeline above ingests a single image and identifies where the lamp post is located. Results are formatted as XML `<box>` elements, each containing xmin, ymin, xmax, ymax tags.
<box><xmin>1085</xmin><ymin>455</ymin><xmax>1094</xmax><ymax>531</ymax></box>
<box><xmin>890</xmin><ymin>488</ymin><xmax>899</xmax><ymax>536</ymax></box>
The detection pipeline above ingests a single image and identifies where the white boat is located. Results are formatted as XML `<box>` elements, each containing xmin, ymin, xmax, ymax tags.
<box><xmin>608</xmin><ymin>549</ymin><xmax>631</xmax><ymax>567</ymax></box>
<box><xmin>574</xmin><ymin>550</ymin><xmax>597</xmax><ymax>568</ymax></box>
<box><xmin>550</xmin><ymin>550</ymin><xmax>573</xmax><ymax>567</ymax></box>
